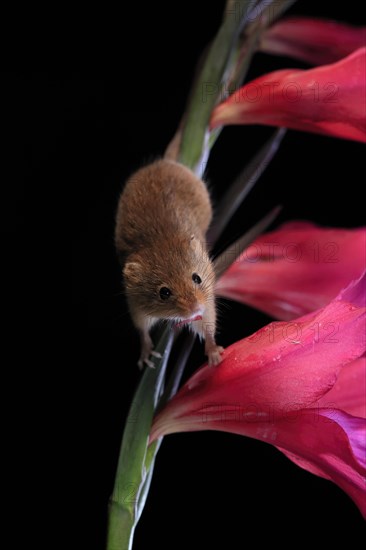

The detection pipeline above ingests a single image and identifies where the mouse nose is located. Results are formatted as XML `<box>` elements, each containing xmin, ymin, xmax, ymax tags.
<box><xmin>191</xmin><ymin>302</ymin><xmax>204</xmax><ymax>317</ymax></box>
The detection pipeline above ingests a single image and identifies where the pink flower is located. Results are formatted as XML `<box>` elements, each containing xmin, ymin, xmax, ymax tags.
<box><xmin>216</xmin><ymin>222</ymin><xmax>366</xmax><ymax>320</ymax></box>
<box><xmin>211</xmin><ymin>47</ymin><xmax>366</xmax><ymax>143</ymax></box>
<box><xmin>318</xmin><ymin>357</ymin><xmax>366</xmax><ymax>419</ymax></box>
<box><xmin>151</xmin><ymin>274</ymin><xmax>366</xmax><ymax>517</ymax></box>
<box><xmin>260</xmin><ymin>17</ymin><xmax>366</xmax><ymax>65</ymax></box>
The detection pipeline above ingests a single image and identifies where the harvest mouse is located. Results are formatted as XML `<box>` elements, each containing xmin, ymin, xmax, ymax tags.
<box><xmin>115</xmin><ymin>159</ymin><xmax>224</xmax><ymax>368</ymax></box>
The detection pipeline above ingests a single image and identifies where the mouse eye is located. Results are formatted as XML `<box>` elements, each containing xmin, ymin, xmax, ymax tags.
<box><xmin>159</xmin><ymin>287</ymin><xmax>172</xmax><ymax>300</ymax></box>
<box><xmin>192</xmin><ymin>273</ymin><xmax>202</xmax><ymax>285</ymax></box>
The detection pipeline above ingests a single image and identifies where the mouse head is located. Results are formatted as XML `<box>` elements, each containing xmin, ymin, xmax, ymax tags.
<box><xmin>123</xmin><ymin>235</ymin><xmax>215</xmax><ymax>322</ymax></box>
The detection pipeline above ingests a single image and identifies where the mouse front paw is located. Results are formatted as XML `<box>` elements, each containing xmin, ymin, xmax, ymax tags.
<box><xmin>137</xmin><ymin>346</ymin><xmax>162</xmax><ymax>370</ymax></box>
<box><xmin>206</xmin><ymin>345</ymin><xmax>224</xmax><ymax>366</ymax></box>
<box><xmin>137</xmin><ymin>355</ymin><xmax>154</xmax><ymax>370</ymax></box>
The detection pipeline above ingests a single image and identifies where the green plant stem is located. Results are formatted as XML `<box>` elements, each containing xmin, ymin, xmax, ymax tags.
<box><xmin>106</xmin><ymin>328</ymin><xmax>173</xmax><ymax>550</ymax></box>
<box><xmin>178</xmin><ymin>0</ymin><xmax>257</xmax><ymax>171</ymax></box>
<box><xmin>106</xmin><ymin>1</ymin><xmax>299</xmax><ymax>548</ymax></box>
<box><xmin>107</xmin><ymin>505</ymin><xmax>135</xmax><ymax>550</ymax></box>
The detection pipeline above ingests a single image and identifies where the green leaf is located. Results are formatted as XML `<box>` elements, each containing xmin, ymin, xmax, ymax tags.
<box><xmin>214</xmin><ymin>206</ymin><xmax>282</xmax><ymax>278</ymax></box>
<box><xmin>158</xmin><ymin>333</ymin><xmax>196</xmax><ymax>410</ymax></box>
<box><xmin>208</xmin><ymin>129</ymin><xmax>286</xmax><ymax>245</ymax></box>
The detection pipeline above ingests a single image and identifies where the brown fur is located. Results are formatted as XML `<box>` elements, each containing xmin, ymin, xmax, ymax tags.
<box><xmin>115</xmin><ymin>159</ymin><xmax>223</xmax><ymax>367</ymax></box>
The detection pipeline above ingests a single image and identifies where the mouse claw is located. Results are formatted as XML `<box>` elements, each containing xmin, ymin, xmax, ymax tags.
<box><xmin>144</xmin><ymin>358</ymin><xmax>156</xmax><ymax>369</ymax></box>
<box><xmin>137</xmin><ymin>355</ymin><xmax>157</xmax><ymax>370</ymax></box>
<box><xmin>150</xmin><ymin>350</ymin><xmax>162</xmax><ymax>359</ymax></box>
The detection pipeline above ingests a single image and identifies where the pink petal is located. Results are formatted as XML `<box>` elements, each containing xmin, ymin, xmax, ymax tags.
<box><xmin>276</xmin><ymin>409</ymin><xmax>366</xmax><ymax>517</ymax></box>
<box><xmin>210</xmin><ymin>48</ymin><xmax>366</xmax><ymax>143</ymax></box>
<box><xmin>151</xmin><ymin>275</ymin><xmax>366</xmax><ymax>515</ymax></box>
<box><xmin>152</xmin><ymin>273</ymin><xmax>366</xmax><ymax>440</ymax></box>
<box><xmin>161</xmin><ymin>408</ymin><xmax>366</xmax><ymax>517</ymax></box>
<box><xmin>318</xmin><ymin>357</ymin><xmax>366</xmax><ymax>418</ymax></box>
<box><xmin>338</xmin><ymin>270</ymin><xmax>366</xmax><ymax>308</ymax></box>
<box><xmin>260</xmin><ymin>17</ymin><xmax>366</xmax><ymax>65</ymax></box>
<box><xmin>320</xmin><ymin>409</ymin><xmax>366</xmax><ymax>469</ymax></box>
<box><xmin>216</xmin><ymin>223</ymin><xmax>366</xmax><ymax>321</ymax></box>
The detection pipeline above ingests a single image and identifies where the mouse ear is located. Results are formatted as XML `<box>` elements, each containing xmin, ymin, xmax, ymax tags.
<box><xmin>123</xmin><ymin>261</ymin><xmax>143</xmax><ymax>281</ymax></box>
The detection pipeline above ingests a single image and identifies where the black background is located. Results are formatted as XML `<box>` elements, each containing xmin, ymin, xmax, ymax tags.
<box><xmin>14</xmin><ymin>1</ymin><xmax>366</xmax><ymax>547</ymax></box>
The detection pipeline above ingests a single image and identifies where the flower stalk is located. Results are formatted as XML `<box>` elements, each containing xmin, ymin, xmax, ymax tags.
<box><xmin>106</xmin><ymin>3</ymin><xmax>283</xmax><ymax>543</ymax></box>
<box><xmin>106</xmin><ymin>328</ymin><xmax>173</xmax><ymax>550</ymax></box>
<box><xmin>105</xmin><ymin>1</ymin><xmax>366</xmax><ymax>547</ymax></box>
